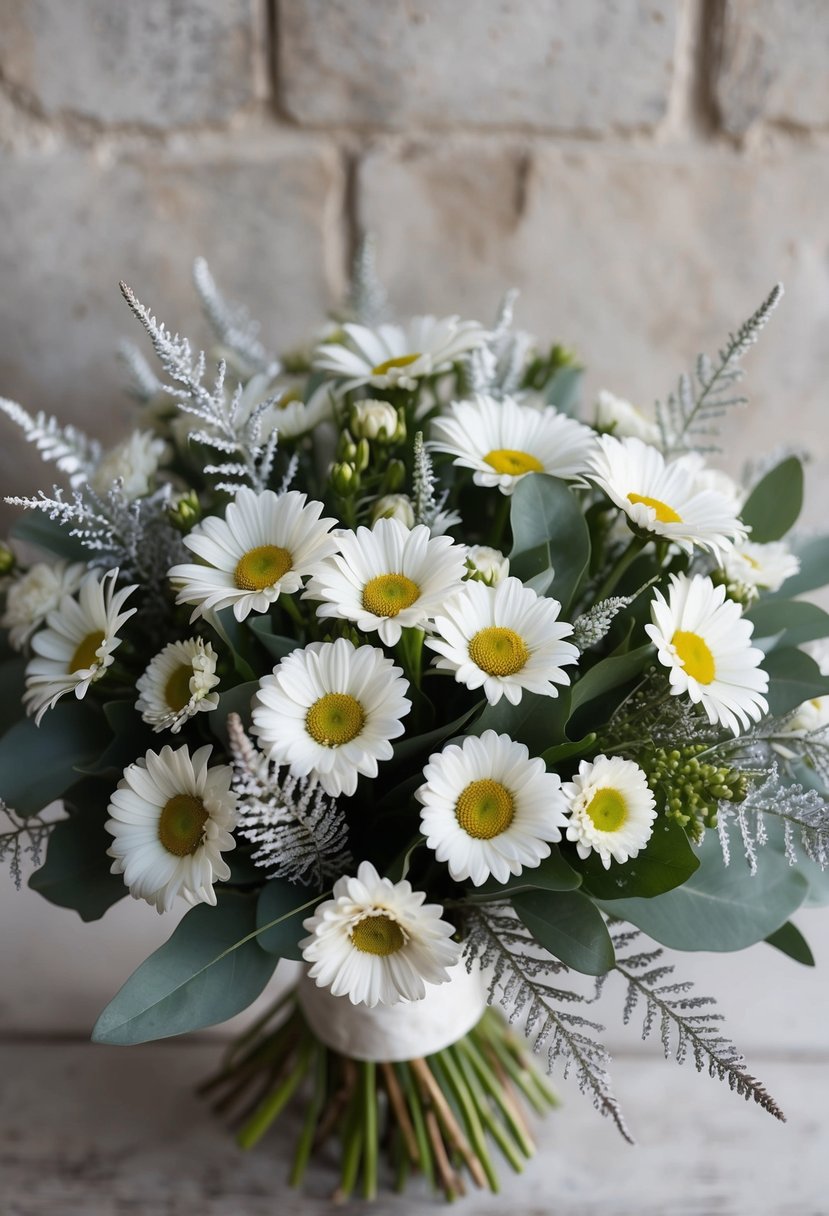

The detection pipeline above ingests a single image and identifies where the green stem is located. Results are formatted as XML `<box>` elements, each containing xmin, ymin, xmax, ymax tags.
<box><xmin>436</xmin><ymin>1047</ymin><xmax>499</xmax><ymax>1192</ymax></box>
<box><xmin>397</xmin><ymin>626</ymin><xmax>425</xmax><ymax>691</ymax></box>
<box><xmin>236</xmin><ymin>1035</ymin><xmax>312</xmax><ymax>1150</ymax></box>
<box><xmin>452</xmin><ymin>1043</ymin><xmax>527</xmax><ymax>1172</ymax></box>
<box><xmin>289</xmin><ymin>1044</ymin><xmax>326</xmax><ymax>1188</ymax></box>
<box><xmin>455</xmin><ymin>1036</ymin><xmax>534</xmax><ymax>1159</ymax></box>
<box><xmin>336</xmin><ymin>1088</ymin><xmax>364</xmax><ymax>1202</ymax></box>
<box><xmin>595</xmin><ymin>535</ymin><xmax>647</xmax><ymax>601</ymax></box>
<box><xmin>397</xmin><ymin>1062</ymin><xmax>436</xmax><ymax>1191</ymax></box>
<box><xmin>472</xmin><ymin>1022</ymin><xmax>546</xmax><ymax>1116</ymax></box>
<box><xmin>362</xmin><ymin>1060</ymin><xmax>379</xmax><ymax>1201</ymax></box>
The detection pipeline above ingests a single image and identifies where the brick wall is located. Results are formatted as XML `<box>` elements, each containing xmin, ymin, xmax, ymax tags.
<box><xmin>1</xmin><ymin>0</ymin><xmax>829</xmax><ymax>525</ymax></box>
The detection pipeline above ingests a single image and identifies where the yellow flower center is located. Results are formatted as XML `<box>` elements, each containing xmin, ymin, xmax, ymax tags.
<box><xmin>158</xmin><ymin>793</ymin><xmax>208</xmax><ymax>857</ymax></box>
<box><xmin>68</xmin><ymin>629</ymin><xmax>106</xmax><ymax>674</ymax></box>
<box><xmin>584</xmin><ymin>787</ymin><xmax>628</xmax><ymax>833</ymax></box>
<box><xmin>672</xmin><ymin>629</ymin><xmax>716</xmax><ymax>684</ymax></box>
<box><xmin>484</xmin><ymin>449</ymin><xmax>544</xmax><ymax>476</ymax></box>
<box><xmin>626</xmin><ymin>492</ymin><xmax>682</xmax><ymax>524</ymax></box>
<box><xmin>306</xmin><ymin>693</ymin><xmax>365</xmax><ymax>747</ymax></box>
<box><xmin>455</xmin><ymin>779</ymin><xmax>515</xmax><ymax>840</ymax></box>
<box><xmin>276</xmin><ymin>387</ymin><xmax>302</xmax><ymax>410</ymax></box>
<box><xmin>234</xmin><ymin>544</ymin><xmax>293</xmax><ymax>591</ymax></box>
<box><xmin>165</xmin><ymin>663</ymin><xmax>195</xmax><ymax>713</ymax></box>
<box><xmin>468</xmin><ymin>627</ymin><xmax>529</xmax><ymax>677</ymax></box>
<box><xmin>350</xmin><ymin>913</ymin><xmax>406</xmax><ymax>956</ymax></box>
<box><xmin>371</xmin><ymin>353</ymin><xmax>420</xmax><ymax>377</ymax></box>
<box><xmin>361</xmin><ymin>573</ymin><xmax>421</xmax><ymax>618</ymax></box>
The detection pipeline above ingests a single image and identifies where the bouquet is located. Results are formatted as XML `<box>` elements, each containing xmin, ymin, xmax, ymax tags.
<box><xmin>2</xmin><ymin>245</ymin><xmax>828</xmax><ymax>1201</ymax></box>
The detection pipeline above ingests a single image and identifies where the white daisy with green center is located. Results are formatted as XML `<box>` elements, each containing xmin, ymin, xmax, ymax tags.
<box><xmin>426</xmin><ymin>576</ymin><xmax>578</xmax><ymax>706</ymax></box>
<box><xmin>588</xmin><ymin>435</ymin><xmax>747</xmax><ymax>559</ymax></box>
<box><xmin>2</xmin><ymin>559</ymin><xmax>86</xmax><ymax>651</ymax></box>
<box><xmin>719</xmin><ymin>540</ymin><xmax>800</xmax><ymax>602</ymax></box>
<box><xmin>251</xmin><ymin>638</ymin><xmax>412</xmax><ymax>797</ymax></box>
<box><xmin>168</xmin><ymin>486</ymin><xmax>338</xmax><ymax>623</ymax></box>
<box><xmin>23</xmin><ymin>568</ymin><xmax>138</xmax><ymax>725</ymax></box>
<box><xmin>645</xmin><ymin>573</ymin><xmax>769</xmax><ymax>735</ymax></box>
<box><xmin>300</xmin><ymin>860</ymin><xmax>461</xmax><ymax>1007</ymax></box>
<box><xmin>305</xmin><ymin>518</ymin><xmax>467</xmax><ymax>646</ymax></box>
<box><xmin>415</xmin><ymin>730</ymin><xmax>569</xmax><ymax>886</ymax></box>
<box><xmin>105</xmin><ymin>743</ymin><xmax>237</xmax><ymax>913</ymax></box>
<box><xmin>562</xmin><ymin>754</ymin><xmax>657</xmax><ymax>869</ymax></box>
<box><xmin>428</xmin><ymin>393</ymin><xmax>596</xmax><ymax>495</ymax></box>
<box><xmin>313</xmin><ymin>315</ymin><xmax>487</xmax><ymax>393</ymax></box>
<box><xmin>136</xmin><ymin>637</ymin><xmax>221</xmax><ymax>734</ymax></box>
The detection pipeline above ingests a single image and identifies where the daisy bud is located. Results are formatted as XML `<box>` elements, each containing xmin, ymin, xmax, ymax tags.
<box><xmin>168</xmin><ymin>490</ymin><xmax>202</xmax><ymax>533</ymax></box>
<box><xmin>370</xmin><ymin>494</ymin><xmax>416</xmax><ymax>528</ymax></box>
<box><xmin>350</xmin><ymin>399</ymin><xmax>400</xmax><ymax>443</ymax></box>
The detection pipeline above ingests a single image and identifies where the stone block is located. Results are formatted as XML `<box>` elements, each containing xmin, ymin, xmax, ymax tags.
<box><xmin>715</xmin><ymin>0</ymin><xmax>829</xmax><ymax>135</ymax></box>
<box><xmin>0</xmin><ymin>0</ymin><xmax>257</xmax><ymax>128</ymax></box>
<box><xmin>278</xmin><ymin>0</ymin><xmax>677</xmax><ymax>133</ymax></box>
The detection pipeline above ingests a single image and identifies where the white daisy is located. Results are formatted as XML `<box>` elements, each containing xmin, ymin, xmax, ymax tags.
<box><xmin>415</xmin><ymin>730</ymin><xmax>569</xmax><ymax>886</ymax></box>
<box><xmin>23</xmin><ymin>568</ymin><xmax>138</xmax><ymax>725</ymax></box>
<box><xmin>370</xmin><ymin>494</ymin><xmax>416</xmax><ymax>528</ymax></box>
<box><xmin>774</xmin><ymin>640</ymin><xmax>829</xmax><ymax>754</ymax></box>
<box><xmin>2</xmin><ymin>559</ymin><xmax>86</xmax><ymax>650</ymax></box>
<box><xmin>429</xmin><ymin>394</ymin><xmax>596</xmax><ymax>494</ymax></box>
<box><xmin>426</xmin><ymin>576</ymin><xmax>579</xmax><ymax>706</ymax></box>
<box><xmin>252</xmin><ymin>638</ymin><xmax>412</xmax><ymax>797</ymax></box>
<box><xmin>719</xmin><ymin>540</ymin><xmax>800</xmax><ymax>602</ymax></box>
<box><xmin>594</xmin><ymin>389</ymin><xmax>660</xmax><ymax>445</ymax></box>
<box><xmin>168</xmin><ymin>487</ymin><xmax>339</xmax><ymax>623</ymax></box>
<box><xmin>90</xmin><ymin>429</ymin><xmax>167</xmax><ymax>499</ymax></box>
<box><xmin>314</xmin><ymin>315</ymin><xmax>487</xmax><ymax>393</ymax></box>
<box><xmin>136</xmin><ymin>637</ymin><xmax>221</xmax><ymax>733</ymax></box>
<box><xmin>258</xmin><ymin>379</ymin><xmax>336</xmax><ymax>442</ymax></box>
<box><xmin>645</xmin><ymin>573</ymin><xmax>769</xmax><ymax>735</ymax></box>
<box><xmin>562</xmin><ymin>755</ymin><xmax>657</xmax><ymax>869</ymax></box>
<box><xmin>465</xmin><ymin>545</ymin><xmax>510</xmax><ymax>586</ymax></box>
<box><xmin>678</xmin><ymin>452</ymin><xmax>745</xmax><ymax>514</ymax></box>
<box><xmin>300</xmin><ymin>860</ymin><xmax>460</xmax><ymax>1007</ymax></box>
<box><xmin>305</xmin><ymin>518</ymin><xmax>467</xmax><ymax>646</ymax></box>
<box><xmin>105</xmin><ymin>743</ymin><xmax>237</xmax><ymax>913</ymax></box>
<box><xmin>588</xmin><ymin>435</ymin><xmax>746</xmax><ymax>559</ymax></box>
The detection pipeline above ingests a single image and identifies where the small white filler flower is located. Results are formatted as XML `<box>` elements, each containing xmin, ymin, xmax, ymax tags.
<box><xmin>105</xmin><ymin>743</ymin><xmax>237</xmax><ymax>913</ymax></box>
<box><xmin>645</xmin><ymin>572</ymin><xmax>769</xmax><ymax>735</ymax></box>
<box><xmin>300</xmin><ymin>860</ymin><xmax>461</xmax><ymax>1007</ymax></box>
<box><xmin>23</xmin><ymin>568</ymin><xmax>138</xmax><ymax>725</ymax></box>
<box><xmin>416</xmin><ymin>730</ymin><xmax>569</xmax><ymax>886</ymax></box>
<box><xmin>252</xmin><ymin>638</ymin><xmax>412</xmax><ymax>797</ymax></box>
<box><xmin>427</xmin><ymin>576</ymin><xmax>579</xmax><ymax>706</ymax></box>
<box><xmin>136</xmin><ymin>637</ymin><xmax>221</xmax><ymax>733</ymax></box>
<box><xmin>306</xmin><ymin>517</ymin><xmax>467</xmax><ymax>646</ymax></box>
<box><xmin>2</xmin><ymin>559</ymin><xmax>86</xmax><ymax>650</ymax></box>
<box><xmin>563</xmin><ymin>755</ymin><xmax>657</xmax><ymax>869</ymax></box>
<box><xmin>168</xmin><ymin>487</ymin><xmax>339</xmax><ymax>622</ymax></box>
<box><xmin>429</xmin><ymin>394</ymin><xmax>596</xmax><ymax>494</ymax></box>
<box><xmin>314</xmin><ymin>315</ymin><xmax>487</xmax><ymax>393</ymax></box>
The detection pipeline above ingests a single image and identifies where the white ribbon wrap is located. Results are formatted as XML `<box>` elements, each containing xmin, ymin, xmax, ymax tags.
<box><xmin>297</xmin><ymin>962</ymin><xmax>490</xmax><ymax>1062</ymax></box>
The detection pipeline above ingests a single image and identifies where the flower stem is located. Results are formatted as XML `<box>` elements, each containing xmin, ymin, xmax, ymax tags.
<box><xmin>288</xmin><ymin>1044</ymin><xmax>326</xmax><ymax>1188</ymax></box>
<box><xmin>362</xmin><ymin>1060</ymin><xmax>379</xmax><ymax>1200</ymax></box>
<box><xmin>595</xmin><ymin>535</ymin><xmax>647</xmax><ymax>602</ymax></box>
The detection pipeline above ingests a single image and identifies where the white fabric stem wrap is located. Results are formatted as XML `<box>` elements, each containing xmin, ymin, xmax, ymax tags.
<box><xmin>297</xmin><ymin>962</ymin><xmax>489</xmax><ymax>1062</ymax></box>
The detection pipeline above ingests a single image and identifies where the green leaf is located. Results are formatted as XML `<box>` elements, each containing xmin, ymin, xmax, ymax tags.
<box><xmin>512</xmin><ymin>889</ymin><xmax>615</xmax><ymax>976</ymax></box>
<box><xmin>256</xmin><ymin>878</ymin><xmax>311</xmax><ymax>959</ymax></box>
<box><xmin>390</xmin><ymin>706</ymin><xmax>479</xmax><ymax>767</ymax></box>
<box><xmin>762</xmin><ymin>648</ymin><xmax>829</xmax><ymax>716</ymax></box>
<box><xmin>766</xmin><ymin>534</ymin><xmax>829</xmax><ymax>600</ymax></box>
<box><xmin>509</xmin><ymin>474</ymin><xmax>590</xmax><ymax>611</ymax></box>
<box><xmin>209</xmin><ymin>681</ymin><xmax>260</xmax><ymax>745</ymax></box>
<box><xmin>247</xmin><ymin>616</ymin><xmax>299</xmax><ymax>663</ymax></box>
<box><xmin>569</xmin><ymin>645</ymin><xmax>653</xmax><ymax>715</ymax></box>
<box><xmin>578</xmin><ymin>816</ymin><xmax>700</xmax><ymax>900</ymax></box>
<box><xmin>471</xmin><ymin>688</ymin><xmax>571</xmax><ymax>755</ymax></box>
<box><xmin>0</xmin><ymin>703</ymin><xmax>109</xmax><ymax>816</ymax></box>
<box><xmin>466</xmin><ymin>848</ymin><xmax>582</xmax><ymax>901</ymax></box>
<box><xmin>29</xmin><ymin>788</ymin><xmax>126</xmax><ymax>921</ymax></box>
<box><xmin>0</xmin><ymin>658</ymin><xmax>26</xmax><ymax>736</ymax></box>
<box><xmin>597</xmin><ymin>831</ymin><xmax>808</xmax><ymax>952</ymax></box>
<box><xmin>541</xmin><ymin>732</ymin><xmax>597</xmax><ymax>766</ymax></box>
<box><xmin>212</xmin><ymin>607</ymin><xmax>256</xmax><ymax>682</ymax></box>
<box><xmin>745</xmin><ymin>600</ymin><xmax>829</xmax><ymax>651</ymax></box>
<box><xmin>545</xmin><ymin>365</ymin><xmax>583</xmax><ymax>415</ymax></box>
<box><xmin>77</xmin><ymin>700</ymin><xmax>152</xmax><ymax>776</ymax></box>
<box><xmin>10</xmin><ymin>512</ymin><xmax>89</xmax><ymax>561</ymax></box>
<box><xmin>92</xmin><ymin>893</ymin><xmax>277</xmax><ymax>1045</ymax></box>
<box><xmin>765</xmin><ymin>921</ymin><xmax>815</xmax><ymax>967</ymax></box>
<box><xmin>741</xmin><ymin>457</ymin><xmax>803</xmax><ymax>543</ymax></box>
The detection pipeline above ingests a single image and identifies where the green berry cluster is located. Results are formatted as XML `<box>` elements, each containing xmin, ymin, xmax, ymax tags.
<box><xmin>641</xmin><ymin>745</ymin><xmax>749</xmax><ymax>841</ymax></box>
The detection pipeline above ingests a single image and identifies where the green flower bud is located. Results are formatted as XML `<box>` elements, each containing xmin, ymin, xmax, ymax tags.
<box><xmin>331</xmin><ymin>461</ymin><xmax>360</xmax><ymax>496</ymax></box>
<box><xmin>0</xmin><ymin>542</ymin><xmax>15</xmax><ymax>576</ymax></box>
<box><xmin>167</xmin><ymin>491</ymin><xmax>201</xmax><ymax>533</ymax></box>
<box><xmin>384</xmin><ymin>459</ymin><xmax>407</xmax><ymax>492</ymax></box>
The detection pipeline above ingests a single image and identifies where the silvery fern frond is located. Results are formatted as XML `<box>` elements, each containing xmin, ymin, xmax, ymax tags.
<box><xmin>0</xmin><ymin>398</ymin><xmax>101</xmax><ymax>488</ymax></box>
<box><xmin>610</xmin><ymin>924</ymin><xmax>785</xmax><ymax>1121</ymax></box>
<box><xmin>117</xmin><ymin>341</ymin><xmax>164</xmax><ymax>404</ymax></box>
<box><xmin>462</xmin><ymin>289</ymin><xmax>532</xmax><ymax>399</ymax></box>
<box><xmin>719</xmin><ymin>763</ymin><xmax>829</xmax><ymax>873</ymax></box>
<box><xmin>0</xmin><ymin>802</ymin><xmax>52</xmax><ymax>890</ymax></box>
<box><xmin>192</xmin><ymin>257</ymin><xmax>280</xmax><ymax>379</ymax></box>
<box><xmin>657</xmin><ymin>283</ymin><xmax>783</xmax><ymax>456</ymax></box>
<box><xmin>228</xmin><ymin>714</ymin><xmax>351</xmax><ymax>888</ymax></box>
<box><xmin>463</xmin><ymin>902</ymin><xmax>633</xmax><ymax>1142</ymax></box>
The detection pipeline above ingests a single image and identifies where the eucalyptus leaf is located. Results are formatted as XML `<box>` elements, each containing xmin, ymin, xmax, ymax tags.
<box><xmin>471</xmin><ymin>688</ymin><xmax>571</xmax><ymax>754</ymax></box>
<box><xmin>467</xmin><ymin>848</ymin><xmax>582</xmax><ymax>901</ymax></box>
<box><xmin>92</xmin><ymin>893</ymin><xmax>277</xmax><ymax>1045</ymax></box>
<box><xmin>256</xmin><ymin>878</ymin><xmax>312</xmax><ymax>959</ymax></box>
<box><xmin>512</xmin><ymin>888</ymin><xmax>615</xmax><ymax>976</ymax></box>
<box><xmin>391</xmin><ymin>706</ymin><xmax>479</xmax><ymax>767</ymax></box>
<box><xmin>77</xmin><ymin>700</ymin><xmax>153</xmax><ymax>776</ymax></box>
<box><xmin>765</xmin><ymin>921</ymin><xmax>815</xmax><ymax>967</ymax></box>
<box><xmin>762</xmin><ymin>648</ymin><xmax>829</xmax><ymax>716</ymax></box>
<box><xmin>569</xmin><ymin>645</ymin><xmax>653</xmax><ymax>715</ymax></box>
<box><xmin>0</xmin><ymin>703</ymin><xmax>110</xmax><ymax>816</ymax></box>
<box><xmin>247</xmin><ymin>616</ymin><xmax>299</xmax><ymax>663</ymax></box>
<box><xmin>509</xmin><ymin>474</ymin><xmax>590</xmax><ymax>611</ymax></box>
<box><xmin>545</xmin><ymin>365</ymin><xmax>583</xmax><ymax>415</ymax></box>
<box><xmin>578</xmin><ymin>816</ymin><xmax>699</xmax><ymax>900</ymax></box>
<box><xmin>212</xmin><ymin>607</ymin><xmax>256</xmax><ymax>682</ymax></box>
<box><xmin>765</xmin><ymin>534</ymin><xmax>829</xmax><ymax>600</ymax></box>
<box><xmin>11</xmin><ymin>512</ymin><xmax>89</xmax><ymax>561</ymax></box>
<box><xmin>541</xmin><ymin>732</ymin><xmax>597</xmax><ymax>766</ymax></box>
<box><xmin>741</xmin><ymin>457</ymin><xmax>803</xmax><ymax>543</ymax></box>
<box><xmin>0</xmin><ymin>657</ymin><xmax>26</xmax><ymax>736</ymax></box>
<box><xmin>745</xmin><ymin>600</ymin><xmax>829</xmax><ymax>650</ymax></box>
<box><xmin>29</xmin><ymin>790</ymin><xmax>126</xmax><ymax>921</ymax></box>
<box><xmin>209</xmin><ymin>681</ymin><xmax>260</xmax><ymax>745</ymax></box>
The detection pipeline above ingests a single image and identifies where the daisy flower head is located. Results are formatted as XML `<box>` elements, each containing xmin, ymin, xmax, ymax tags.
<box><xmin>645</xmin><ymin>573</ymin><xmax>769</xmax><ymax>735</ymax></box>
<box><xmin>252</xmin><ymin>638</ymin><xmax>412</xmax><ymax>797</ymax></box>
<box><xmin>415</xmin><ymin>730</ymin><xmax>569</xmax><ymax>886</ymax></box>
<box><xmin>168</xmin><ymin>487</ymin><xmax>338</xmax><ymax>623</ymax></box>
<box><xmin>23</xmin><ymin>568</ymin><xmax>138</xmax><ymax>725</ymax></box>
<box><xmin>563</xmin><ymin>755</ymin><xmax>657</xmax><ymax>869</ymax></box>
<box><xmin>429</xmin><ymin>394</ymin><xmax>596</xmax><ymax>495</ymax></box>
<box><xmin>90</xmin><ymin>429</ymin><xmax>167</xmax><ymax>500</ymax></box>
<box><xmin>313</xmin><ymin>315</ymin><xmax>487</xmax><ymax>393</ymax></box>
<box><xmin>2</xmin><ymin>559</ymin><xmax>86</xmax><ymax>650</ymax></box>
<box><xmin>588</xmin><ymin>435</ymin><xmax>747</xmax><ymax>559</ymax></box>
<box><xmin>773</xmin><ymin>639</ymin><xmax>829</xmax><ymax>755</ymax></box>
<box><xmin>258</xmin><ymin>379</ymin><xmax>336</xmax><ymax>442</ymax></box>
<box><xmin>719</xmin><ymin>540</ymin><xmax>800</xmax><ymax>602</ymax></box>
<box><xmin>300</xmin><ymin>860</ymin><xmax>461</xmax><ymax>1007</ymax></box>
<box><xmin>105</xmin><ymin>743</ymin><xmax>236</xmax><ymax>913</ymax></box>
<box><xmin>136</xmin><ymin>637</ymin><xmax>221</xmax><ymax>734</ymax></box>
<box><xmin>426</xmin><ymin>576</ymin><xmax>579</xmax><ymax>706</ymax></box>
<box><xmin>594</xmin><ymin>389</ymin><xmax>660</xmax><ymax>445</ymax></box>
<box><xmin>305</xmin><ymin>518</ymin><xmax>467</xmax><ymax>646</ymax></box>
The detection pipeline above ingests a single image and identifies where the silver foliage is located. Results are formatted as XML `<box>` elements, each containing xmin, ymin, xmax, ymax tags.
<box><xmin>229</xmin><ymin>713</ymin><xmax>351</xmax><ymax>888</ymax></box>
<box><xmin>0</xmin><ymin>397</ymin><xmax>101</xmax><ymax>489</ymax></box>
<box><xmin>610</xmin><ymin>924</ymin><xmax>785</xmax><ymax>1121</ymax></box>
<box><xmin>117</xmin><ymin>341</ymin><xmax>164</xmax><ymax>404</ymax></box>
<box><xmin>719</xmin><ymin>763</ymin><xmax>829</xmax><ymax>874</ymax></box>
<box><xmin>412</xmin><ymin>430</ymin><xmax>455</xmax><ymax>533</ymax></box>
<box><xmin>572</xmin><ymin>578</ymin><xmax>659</xmax><ymax>652</ymax></box>
<box><xmin>463</xmin><ymin>290</ymin><xmax>533</xmax><ymax>399</ymax></box>
<box><xmin>192</xmin><ymin>257</ymin><xmax>280</xmax><ymax>379</ymax></box>
<box><xmin>463</xmin><ymin>902</ymin><xmax>633</xmax><ymax>1143</ymax></box>
<box><xmin>0</xmin><ymin>802</ymin><xmax>52</xmax><ymax>890</ymax></box>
